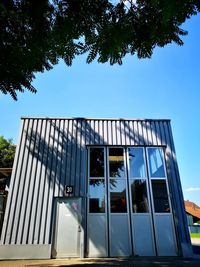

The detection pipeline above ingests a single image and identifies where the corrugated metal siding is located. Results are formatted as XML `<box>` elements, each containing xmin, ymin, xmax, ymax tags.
<box><xmin>0</xmin><ymin>118</ymin><xmax>189</xmax><ymax>251</ymax></box>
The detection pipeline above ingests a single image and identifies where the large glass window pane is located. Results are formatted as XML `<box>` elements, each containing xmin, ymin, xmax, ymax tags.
<box><xmin>148</xmin><ymin>148</ymin><xmax>165</xmax><ymax>177</ymax></box>
<box><xmin>110</xmin><ymin>179</ymin><xmax>127</xmax><ymax>213</ymax></box>
<box><xmin>129</xmin><ymin>148</ymin><xmax>146</xmax><ymax>177</ymax></box>
<box><xmin>131</xmin><ymin>180</ymin><xmax>149</xmax><ymax>213</ymax></box>
<box><xmin>109</xmin><ymin>148</ymin><xmax>125</xmax><ymax>178</ymax></box>
<box><xmin>0</xmin><ymin>195</ymin><xmax>4</xmax><ymax>211</ymax></box>
<box><xmin>151</xmin><ymin>180</ymin><xmax>170</xmax><ymax>213</ymax></box>
<box><xmin>90</xmin><ymin>148</ymin><xmax>104</xmax><ymax>177</ymax></box>
<box><xmin>89</xmin><ymin>179</ymin><xmax>105</xmax><ymax>213</ymax></box>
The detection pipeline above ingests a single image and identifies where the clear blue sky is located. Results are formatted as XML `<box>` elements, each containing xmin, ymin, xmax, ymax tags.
<box><xmin>0</xmin><ymin>14</ymin><xmax>200</xmax><ymax>205</ymax></box>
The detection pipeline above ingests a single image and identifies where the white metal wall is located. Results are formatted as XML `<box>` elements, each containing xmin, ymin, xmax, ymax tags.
<box><xmin>0</xmin><ymin>118</ymin><xmax>190</xmax><ymax>256</ymax></box>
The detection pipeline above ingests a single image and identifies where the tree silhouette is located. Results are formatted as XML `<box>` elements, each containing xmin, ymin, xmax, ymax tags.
<box><xmin>1</xmin><ymin>0</ymin><xmax>199</xmax><ymax>100</ymax></box>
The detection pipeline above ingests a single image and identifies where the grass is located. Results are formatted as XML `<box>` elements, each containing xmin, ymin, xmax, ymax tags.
<box><xmin>190</xmin><ymin>233</ymin><xmax>200</xmax><ymax>238</ymax></box>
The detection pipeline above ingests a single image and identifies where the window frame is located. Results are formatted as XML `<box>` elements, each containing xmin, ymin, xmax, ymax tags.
<box><xmin>88</xmin><ymin>146</ymin><xmax>107</xmax><ymax>215</ymax></box>
<box><xmin>146</xmin><ymin>147</ymin><xmax>172</xmax><ymax>215</ymax></box>
<box><xmin>107</xmin><ymin>147</ymin><xmax>129</xmax><ymax>215</ymax></box>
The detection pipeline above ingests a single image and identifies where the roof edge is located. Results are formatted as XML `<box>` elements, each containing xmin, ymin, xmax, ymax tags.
<box><xmin>20</xmin><ymin>117</ymin><xmax>171</xmax><ymax>122</ymax></box>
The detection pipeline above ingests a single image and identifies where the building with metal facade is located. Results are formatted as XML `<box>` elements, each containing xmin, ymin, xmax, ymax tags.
<box><xmin>0</xmin><ymin>118</ymin><xmax>192</xmax><ymax>259</ymax></box>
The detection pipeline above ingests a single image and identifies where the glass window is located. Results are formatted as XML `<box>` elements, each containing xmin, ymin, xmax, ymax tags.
<box><xmin>151</xmin><ymin>180</ymin><xmax>170</xmax><ymax>213</ymax></box>
<box><xmin>0</xmin><ymin>195</ymin><xmax>4</xmax><ymax>211</ymax></box>
<box><xmin>110</xmin><ymin>179</ymin><xmax>127</xmax><ymax>213</ymax></box>
<box><xmin>131</xmin><ymin>180</ymin><xmax>149</xmax><ymax>213</ymax></box>
<box><xmin>90</xmin><ymin>148</ymin><xmax>104</xmax><ymax>177</ymax></box>
<box><xmin>129</xmin><ymin>148</ymin><xmax>146</xmax><ymax>177</ymax></box>
<box><xmin>147</xmin><ymin>148</ymin><xmax>165</xmax><ymax>177</ymax></box>
<box><xmin>89</xmin><ymin>179</ymin><xmax>105</xmax><ymax>213</ymax></box>
<box><xmin>109</xmin><ymin>148</ymin><xmax>125</xmax><ymax>178</ymax></box>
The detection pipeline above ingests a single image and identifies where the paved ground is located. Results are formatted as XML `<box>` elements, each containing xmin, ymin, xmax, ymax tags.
<box><xmin>1</xmin><ymin>257</ymin><xmax>200</xmax><ymax>267</ymax></box>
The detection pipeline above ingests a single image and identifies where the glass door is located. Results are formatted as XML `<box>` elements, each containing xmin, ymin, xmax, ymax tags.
<box><xmin>87</xmin><ymin>147</ymin><xmax>108</xmax><ymax>257</ymax></box>
<box><xmin>147</xmin><ymin>147</ymin><xmax>177</xmax><ymax>256</ymax></box>
<box><xmin>128</xmin><ymin>147</ymin><xmax>156</xmax><ymax>256</ymax></box>
<box><xmin>87</xmin><ymin>146</ymin><xmax>177</xmax><ymax>257</ymax></box>
<box><xmin>108</xmin><ymin>147</ymin><xmax>132</xmax><ymax>256</ymax></box>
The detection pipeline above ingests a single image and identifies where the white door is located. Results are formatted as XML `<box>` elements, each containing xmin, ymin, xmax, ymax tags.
<box><xmin>53</xmin><ymin>198</ymin><xmax>81</xmax><ymax>258</ymax></box>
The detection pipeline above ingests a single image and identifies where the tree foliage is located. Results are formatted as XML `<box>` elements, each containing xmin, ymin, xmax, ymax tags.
<box><xmin>0</xmin><ymin>136</ymin><xmax>16</xmax><ymax>168</ymax></box>
<box><xmin>0</xmin><ymin>0</ymin><xmax>199</xmax><ymax>100</ymax></box>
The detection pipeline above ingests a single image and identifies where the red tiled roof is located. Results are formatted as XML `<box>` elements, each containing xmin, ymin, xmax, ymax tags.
<box><xmin>185</xmin><ymin>200</ymin><xmax>200</xmax><ymax>220</ymax></box>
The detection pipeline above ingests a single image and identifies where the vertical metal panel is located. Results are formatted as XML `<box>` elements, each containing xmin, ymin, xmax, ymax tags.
<box><xmin>27</xmin><ymin>119</ymin><xmax>43</xmax><ymax>244</ymax></box>
<box><xmin>85</xmin><ymin>120</ymin><xmax>91</xmax><ymax>145</ymax></box>
<box><xmin>163</xmin><ymin>122</ymin><xmax>183</xmax><ymax>252</ymax></box>
<box><xmin>141</xmin><ymin>121</ymin><xmax>148</xmax><ymax>146</ymax></box>
<box><xmin>12</xmin><ymin>119</ymin><xmax>35</xmax><ymax>244</ymax></box>
<box><xmin>65</xmin><ymin>120</ymin><xmax>73</xmax><ymax>187</ymax></box>
<box><xmin>1</xmin><ymin>119</ymin><xmax>25</xmax><ymax>244</ymax></box>
<box><xmin>53</xmin><ymin>120</ymin><xmax>61</xmax><ymax>197</ymax></box>
<box><xmin>80</xmin><ymin>119</ymin><xmax>86</xmax><ymax>197</ymax></box>
<box><xmin>27</xmin><ymin>119</ymin><xmax>41</xmax><ymax>244</ymax></box>
<box><xmin>124</xmin><ymin>121</ymin><xmax>131</xmax><ymax>146</ymax></box>
<box><xmin>58</xmin><ymin>119</ymin><xmax>66</xmax><ymax>196</ymax></box>
<box><xmin>89</xmin><ymin>120</ymin><xmax>95</xmax><ymax>145</ymax></box>
<box><xmin>29</xmin><ymin>120</ymin><xmax>43</xmax><ymax>244</ymax></box>
<box><xmin>145</xmin><ymin>121</ymin><xmax>153</xmax><ymax>146</ymax></box>
<box><xmin>94</xmin><ymin>120</ymin><xmax>99</xmax><ymax>144</ymax></box>
<box><xmin>112</xmin><ymin>121</ymin><xmax>117</xmax><ymax>145</ymax></box>
<box><xmin>151</xmin><ymin>121</ymin><xmax>158</xmax><ymax>146</ymax></box>
<box><xmin>69</xmin><ymin>119</ymin><xmax>74</xmax><ymax>186</ymax></box>
<box><xmin>137</xmin><ymin>121</ymin><xmax>144</xmax><ymax>145</ymax></box>
<box><xmin>158</xmin><ymin>121</ymin><xmax>164</xmax><ymax>145</ymax></box>
<box><xmin>75</xmin><ymin>120</ymin><xmax>82</xmax><ymax>196</ymax></box>
<box><xmin>120</xmin><ymin>120</ymin><xmax>126</xmax><ymax>146</ymax></box>
<box><xmin>98</xmin><ymin>120</ymin><xmax>104</xmax><ymax>145</ymax></box>
<box><xmin>129</xmin><ymin>121</ymin><xmax>135</xmax><ymax>146</ymax></box>
<box><xmin>38</xmin><ymin>119</ymin><xmax>52</xmax><ymax>244</ymax></box>
<box><xmin>34</xmin><ymin>119</ymin><xmax>48</xmax><ymax>244</ymax></box>
<box><xmin>70</xmin><ymin>120</ymin><xmax>77</xmax><ymax>191</ymax></box>
<box><xmin>155</xmin><ymin>121</ymin><xmax>162</xmax><ymax>146</ymax></box>
<box><xmin>44</xmin><ymin>120</ymin><xmax>57</xmax><ymax>244</ymax></box>
<box><xmin>165</xmin><ymin>121</ymin><xmax>191</xmax><ymax>246</ymax></box>
<box><xmin>116</xmin><ymin>120</ymin><xmax>121</xmax><ymax>145</ymax></box>
<box><xmin>133</xmin><ymin>121</ymin><xmax>138</xmax><ymax>145</ymax></box>
<box><xmin>108</xmin><ymin>120</ymin><xmax>112</xmax><ymax>145</ymax></box>
<box><xmin>33</xmin><ymin>119</ymin><xmax>47</xmax><ymax>244</ymax></box>
<box><xmin>103</xmin><ymin>120</ymin><xmax>108</xmax><ymax>144</ymax></box>
<box><xmin>61</xmin><ymin>119</ymin><xmax>69</xmax><ymax>196</ymax></box>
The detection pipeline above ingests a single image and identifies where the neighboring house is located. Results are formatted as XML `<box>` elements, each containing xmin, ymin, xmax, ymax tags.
<box><xmin>0</xmin><ymin>118</ymin><xmax>192</xmax><ymax>259</ymax></box>
<box><xmin>185</xmin><ymin>200</ymin><xmax>200</xmax><ymax>233</ymax></box>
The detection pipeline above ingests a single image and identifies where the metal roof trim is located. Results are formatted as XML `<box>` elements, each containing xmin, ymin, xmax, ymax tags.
<box><xmin>20</xmin><ymin>117</ymin><xmax>171</xmax><ymax>122</ymax></box>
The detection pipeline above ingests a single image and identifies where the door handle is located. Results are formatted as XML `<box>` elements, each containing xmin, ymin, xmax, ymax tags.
<box><xmin>78</xmin><ymin>225</ymin><xmax>81</xmax><ymax>232</ymax></box>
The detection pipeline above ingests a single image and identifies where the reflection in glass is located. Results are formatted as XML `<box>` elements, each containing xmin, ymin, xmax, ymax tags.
<box><xmin>89</xmin><ymin>179</ymin><xmax>105</xmax><ymax>213</ymax></box>
<box><xmin>131</xmin><ymin>180</ymin><xmax>149</xmax><ymax>213</ymax></box>
<box><xmin>129</xmin><ymin>148</ymin><xmax>146</xmax><ymax>177</ymax></box>
<box><xmin>90</xmin><ymin>148</ymin><xmax>104</xmax><ymax>177</ymax></box>
<box><xmin>0</xmin><ymin>196</ymin><xmax>3</xmax><ymax>210</ymax></box>
<box><xmin>110</xmin><ymin>179</ymin><xmax>127</xmax><ymax>213</ymax></box>
<box><xmin>152</xmin><ymin>180</ymin><xmax>170</xmax><ymax>213</ymax></box>
<box><xmin>109</xmin><ymin>148</ymin><xmax>125</xmax><ymax>178</ymax></box>
<box><xmin>148</xmin><ymin>148</ymin><xmax>165</xmax><ymax>177</ymax></box>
